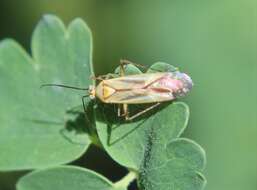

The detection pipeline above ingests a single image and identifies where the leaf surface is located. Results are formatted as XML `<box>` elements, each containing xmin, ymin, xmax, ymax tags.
<box><xmin>0</xmin><ymin>15</ymin><xmax>93</xmax><ymax>170</ymax></box>
<box><xmin>139</xmin><ymin>138</ymin><xmax>206</xmax><ymax>190</ymax></box>
<box><xmin>17</xmin><ymin>166</ymin><xmax>124</xmax><ymax>190</ymax></box>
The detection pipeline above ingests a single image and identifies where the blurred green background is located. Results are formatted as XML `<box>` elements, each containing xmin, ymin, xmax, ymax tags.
<box><xmin>0</xmin><ymin>0</ymin><xmax>256</xmax><ymax>190</ymax></box>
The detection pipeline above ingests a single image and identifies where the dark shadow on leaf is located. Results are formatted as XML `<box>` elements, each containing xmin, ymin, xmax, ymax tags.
<box><xmin>61</xmin><ymin>100</ymin><xmax>97</xmax><ymax>145</ymax></box>
<box><xmin>22</xmin><ymin>118</ymin><xmax>63</xmax><ymax>126</ymax></box>
<box><xmin>95</xmin><ymin>100</ymin><xmax>173</xmax><ymax>146</ymax></box>
<box><xmin>22</xmin><ymin>101</ymin><xmax>96</xmax><ymax>145</ymax></box>
<box><xmin>71</xmin><ymin>144</ymin><xmax>128</xmax><ymax>183</ymax></box>
<box><xmin>0</xmin><ymin>171</ymin><xmax>29</xmax><ymax>190</ymax></box>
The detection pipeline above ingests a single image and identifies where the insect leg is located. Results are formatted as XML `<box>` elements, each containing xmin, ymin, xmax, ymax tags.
<box><xmin>117</xmin><ymin>104</ymin><xmax>122</xmax><ymax>117</ymax></box>
<box><xmin>120</xmin><ymin>59</ymin><xmax>147</xmax><ymax>70</ymax></box>
<box><xmin>90</xmin><ymin>76</ymin><xmax>105</xmax><ymax>81</ymax></box>
<box><xmin>119</xmin><ymin>60</ymin><xmax>126</xmax><ymax>77</ymax></box>
<box><xmin>119</xmin><ymin>59</ymin><xmax>148</xmax><ymax>76</ymax></box>
<box><xmin>82</xmin><ymin>95</ymin><xmax>89</xmax><ymax>113</ymax></box>
<box><xmin>81</xmin><ymin>95</ymin><xmax>91</xmax><ymax>126</ymax></box>
<box><xmin>120</xmin><ymin>59</ymin><xmax>177</xmax><ymax>73</ymax></box>
<box><xmin>125</xmin><ymin>103</ymin><xmax>161</xmax><ymax>121</ymax></box>
<box><xmin>91</xmin><ymin>73</ymin><xmax>117</xmax><ymax>81</ymax></box>
<box><xmin>122</xmin><ymin>103</ymin><xmax>130</xmax><ymax>120</ymax></box>
<box><xmin>103</xmin><ymin>73</ymin><xmax>118</xmax><ymax>79</ymax></box>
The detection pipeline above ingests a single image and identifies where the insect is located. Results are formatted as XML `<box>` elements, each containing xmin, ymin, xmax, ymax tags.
<box><xmin>42</xmin><ymin>60</ymin><xmax>193</xmax><ymax>120</ymax></box>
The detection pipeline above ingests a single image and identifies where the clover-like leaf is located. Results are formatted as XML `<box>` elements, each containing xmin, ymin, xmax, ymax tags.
<box><xmin>96</xmin><ymin>102</ymin><xmax>189</xmax><ymax>169</ymax></box>
<box><xmin>147</xmin><ymin>62</ymin><xmax>178</xmax><ymax>73</ymax></box>
<box><xmin>17</xmin><ymin>166</ymin><xmax>125</xmax><ymax>190</ymax></box>
<box><xmin>0</xmin><ymin>15</ymin><xmax>93</xmax><ymax>170</ymax></box>
<box><xmin>139</xmin><ymin>138</ymin><xmax>206</xmax><ymax>190</ymax></box>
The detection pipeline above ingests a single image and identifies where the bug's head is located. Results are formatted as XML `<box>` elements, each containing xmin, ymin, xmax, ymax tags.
<box><xmin>88</xmin><ymin>85</ymin><xmax>96</xmax><ymax>99</ymax></box>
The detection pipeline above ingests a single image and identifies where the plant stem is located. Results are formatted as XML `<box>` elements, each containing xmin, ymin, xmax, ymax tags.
<box><xmin>113</xmin><ymin>170</ymin><xmax>138</xmax><ymax>189</ymax></box>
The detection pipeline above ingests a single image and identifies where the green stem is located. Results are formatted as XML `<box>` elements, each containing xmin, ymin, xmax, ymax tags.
<box><xmin>113</xmin><ymin>170</ymin><xmax>138</xmax><ymax>188</ymax></box>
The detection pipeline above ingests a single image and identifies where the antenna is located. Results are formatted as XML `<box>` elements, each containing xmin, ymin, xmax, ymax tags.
<box><xmin>40</xmin><ymin>84</ymin><xmax>88</xmax><ymax>91</ymax></box>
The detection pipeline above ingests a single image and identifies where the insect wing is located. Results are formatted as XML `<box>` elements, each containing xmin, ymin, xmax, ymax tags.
<box><xmin>103</xmin><ymin>72</ymin><xmax>166</xmax><ymax>90</ymax></box>
<box><xmin>104</xmin><ymin>88</ymin><xmax>174</xmax><ymax>104</ymax></box>
<box><xmin>102</xmin><ymin>72</ymin><xmax>175</xmax><ymax>104</ymax></box>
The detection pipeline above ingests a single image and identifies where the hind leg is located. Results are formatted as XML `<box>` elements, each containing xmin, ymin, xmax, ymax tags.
<box><xmin>119</xmin><ymin>59</ymin><xmax>147</xmax><ymax>76</ymax></box>
<box><xmin>125</xmin><ymin>103</ymin><xmax>161</xmax><ymax>121</ymax></box>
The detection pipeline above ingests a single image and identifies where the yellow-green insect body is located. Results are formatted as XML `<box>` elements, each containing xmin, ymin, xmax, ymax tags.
<box><xmin>90</xmin><ymin>71</ymin><xmax>193</xmax><ymax>104</ymax></box>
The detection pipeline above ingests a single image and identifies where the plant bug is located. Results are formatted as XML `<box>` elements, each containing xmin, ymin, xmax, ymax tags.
<box><xmin>41</xmin><ymin>60</ymin><xmax>193</xmax><ymax>120</ymax></box>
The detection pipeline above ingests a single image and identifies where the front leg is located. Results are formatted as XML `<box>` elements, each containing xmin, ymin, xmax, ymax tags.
<box><xmin>119</xmin><ymin>59</ymin><xmax>147</xmax><ymax>76</ymax></box>
<box><xmin>91</xmin><ymin>73</ymin><xmax>118</xmax><ymax>81</ymax></box>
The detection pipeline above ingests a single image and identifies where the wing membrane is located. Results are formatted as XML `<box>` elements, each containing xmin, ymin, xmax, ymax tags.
<box><xmin>104</xmin><ymin>72</ymin><xmax>166</xmax><ymax>90</ymax></box>
<box><xmin>104</xmin><ymin>87</ymin><xmax>174</xmax><ymax>104</ymax></box>
<box><xmin>98</xmin><ymin>72</ymin><xmax>176</xmax><ymax>104</ymax></box>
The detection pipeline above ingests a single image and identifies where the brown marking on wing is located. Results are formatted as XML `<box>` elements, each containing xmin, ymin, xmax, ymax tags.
<box><xmin>103</xmin><ymin>73</ymin><xmax>167</xmax><ymax>90</ymax></box>
<box><xmin>117</xmin><ymin>78</ymin><xmax>146</xmax><ymax>84</ymax></box>
<box><xmin>143</xmin><ymin>74</ymin><xmax>169</xmax><ymax>89</ymax></box>
<box><xmin>149</xmin><ymin>87</ymin><xmax>171</xmax><ymax>93</ymax></box>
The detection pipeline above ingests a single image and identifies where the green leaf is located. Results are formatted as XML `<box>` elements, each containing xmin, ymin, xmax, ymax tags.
<box><xmin>114</xmin><ymin>63</ymin><xmax>143</xmax><ymax>75</ymax></box>
<box><xmin>17</xmin><ymin>166</ymin><xmax>125</xmax><ymax>190</ymax></box>
<box><xmin>96</xmin><ymin>102</ymin><xmax>189</xmax><ymax>169</ymax></box>
<box><xmin>139</xmin><ymin>138</ymin><xmax>206</xmax><ymax>190</ymax></box>
<box><xmin>147</xmin><ymin>62</ymin><xmax>178</xmax><ymax>73</ymax></box>
<box><xmin>0</xmin><ymin>15</ymin><xmax>93</xmax><ymax>170</ymax></box>
<box><xmin>96</xmin><ymin>103</ymin><xmax>206</xmax><ymax>190</ymax></box>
